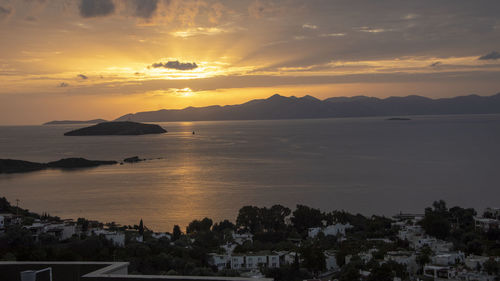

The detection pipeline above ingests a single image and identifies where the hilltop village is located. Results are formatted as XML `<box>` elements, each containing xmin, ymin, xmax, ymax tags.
<box><xmin>1</xmin><ymin>198</ymin><xmax>499</xmax><ymax>281</ymax></box>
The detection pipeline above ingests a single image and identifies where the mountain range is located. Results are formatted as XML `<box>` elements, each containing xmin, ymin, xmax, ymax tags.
<box><xmin>115</xmin><ymin>93</ymin><xmax>500</xmax><ymax>122</ymax></box>
<box><xmin>44</xmin><ymin>119</ymin><xmax>107</xmax><ymax>125</ymax></box>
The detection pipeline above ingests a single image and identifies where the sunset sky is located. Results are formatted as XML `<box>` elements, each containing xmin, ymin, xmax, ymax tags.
<box><xmin>1</xmin><ymin>0</ymin><xmax>499</xmax><ymax>124</ymax></box>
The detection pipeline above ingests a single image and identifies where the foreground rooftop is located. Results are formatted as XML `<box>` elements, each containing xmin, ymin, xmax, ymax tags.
<box><xmin>0</xmin><ymin>261</ymin><xmax>273</xmax><ymax>281</ymax></box>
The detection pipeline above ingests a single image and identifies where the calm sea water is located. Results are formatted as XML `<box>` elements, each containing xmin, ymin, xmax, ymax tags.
<box><xmin>1</xmin><ymin>115</ymin><xmax>499</xmax><ymax>231</ymax></box>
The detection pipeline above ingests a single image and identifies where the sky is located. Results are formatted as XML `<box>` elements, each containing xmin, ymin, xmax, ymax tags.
<box><xmin>0</xmin><ymin>0</ymin><xmax>499</xmax><ymax>124</ymax></box>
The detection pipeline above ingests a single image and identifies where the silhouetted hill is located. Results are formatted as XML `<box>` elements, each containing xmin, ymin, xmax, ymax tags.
<box><xmin>64</xmin><ymin>121</ymin><xmax>167</xmax><ymax>136</ymax></box>
<box><xmin>115</xmin><ymin>93</ymin><xmax>500</xmax><ymax>122</ymax></box>
<box><xmin>43</xmin><ymin>119</ymin><xmax>107</xmax><ymax>125</ymax></box>
<box><xmin>0</xmin><ymin>158</ymin><xmax>117</xmax><ymax>174</ymax></box>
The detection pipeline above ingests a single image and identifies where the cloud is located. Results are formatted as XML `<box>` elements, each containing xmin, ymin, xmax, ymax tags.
<box><xmin>150</xmin><ymin>60</ymin><xmax>198</xmax><ymax>70</ymax></box>
<box><xmin>77</xmin><ymin>74</ymin><xmax>88</xmax><ymax>80</ymax></box>
<box><xmin>79</xmin><ymin>0</ymin><xmax>115</xmax><ymax>18</ymax></box>
<box><xmin>430</xmin><ymin>61</ymin><xmax>441</xmax><ymax>67</ymax></box>
<box><xmin>320</xmin><ymin>33</ymin><xmax>345</xmax><ymax>37</ymax></box>
<box><xmin>171</xmin><ymin>26</ymin><xmax>230</xmax><ymax>38</ymax></box>
<box><xmin>357</xmin><ymin>27</ymin><xmax>389</xmax><ymax>33</ymax></box>
<box><xmin>248</xmin><ymin>0</ymin><xmax>276</xmax><ymax>19</ymax></box>
<box><xmin>130</xmin><ymin>0</ymin><xmax>158</xmax><ymax>19</ymax></box>
<box><xmin>58</xmin><ymin>82</ymin><xmax>69</xmax><ymax>87</ymax></box>
<box><xmin>302</xmin><ymin>23</ymin><xmax>318</xmax><ymax>30</ymax></box>
<box><xmin>0</xmin><ymin>6</ymin><xmax>12</xmax><ymax>20</ymax></box>
<box><xmin>478</xmin><ymin>51</ymin><xmax>500</xmax><ymax>60</ymax></box>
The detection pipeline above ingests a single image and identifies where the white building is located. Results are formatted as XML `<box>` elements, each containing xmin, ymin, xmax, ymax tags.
<box><xmin>409</xmin><ymin>236</ymin><xmax>453</xmax><ymax>252</ymax></box>
<box><xmin>0</xmin><ymin>213</ymin><xmax>20</xmax><ymax>231</ymax></box>
<box><xmin>474</xmin><ymin>217</ymin><xmax>500</xmax><ymax>231</ymax></box>
<box><xmin>229</xmin><ymin>255</ymin><xmax>245</xmax><ymax>270</ymax></box>
<box><xmin>456</xmin><ymin>271</ymin><xmax>498</xmax><ymax>281</ymax></box>
<box><xmin>46</xmin><ymin>223</ymin><xmax>76</xmax><ymax>240</ymax></box>
<box><xmin>346</xmin><ymin>248</ymin><xmax>376</xmax><ymax>264</ymax></box>
<box><xmin>465</xmin><ymin>255</ymin><xmax>490</xmax><ymax>270</ymax></box>
<box><xmin>275</xmin><ymin>251</ymin><xmax>298</xmax><ymax>266</ymax></box>
<box><xmin>423</xmin><ymin>265</ymin><xmax>456</xmax><ymax>279</ymax></box>
<box><xmin>0</xmin><ymin>215</ymin><xmax>5</xmax><ymax>231</ymax></box>
<box><xmin>324</xmin><ymin>250</ymin><xmax>339</xmax><ymax>271</ymax></box>
<box><xmin>92</xmin><ymin>229</ymin><xmax>125</xmax><ymax>247</ymax></box>
<box><xmin>431</xmin><ymin>252</ymin><xmax>465</xmax><ymax>266</ymax></box>
<box><xmin>152</xmin><ymin>232</ymin><xmax>171</xmax><ymax>240</ymax></box>
<box><xmin>208</xmin><ymin>253</ymin><xmax>229</xmax><ymax>270</ymax></box>
<box><xmin>209</xmin><ymin>252</ymin><xmax>280</xmax><ymax>271</ymax></box>
<box><xmin>397</xmin><ymin>225</ymin><xmax>424</xmax><ymax>241</ymax></box>
<box><xmin>245</xmin><ymin>254</ymin><xmax>269</xmax><ymax>269</ymax></box>
<box><xmin>484</xmin><ymin>207</ymin><xmax>500</xmax><ymax>219</ymax></box>
<box><xmin>231</xmin><ymin>231</ymin><xmax>253</xmax><ymax>245</ymax></box>
<box><xmin>308</xmin><ymin>223</ymin><xmax>353</xmax><ymax>238</ymax></box>
<box><xmin>25</xmin><ymin>222</ymin><xmax>76</xmax><ymax>241</ymax></box>
<box><xmin>384</xmin><ymin>253</ymin><xmax>418</xmax><ymax>276</ymax></box>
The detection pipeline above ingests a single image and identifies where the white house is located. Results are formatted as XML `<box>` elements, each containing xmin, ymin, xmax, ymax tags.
<box><xmin>209</xmin><ymin>252</ymin><xmax>280</xmax><ymax>271</ymax></box>
<box><xmin>423</xmin><ymin>265</ymin><xmax>456</xmax><ymax>279</ymax></box>
<box><xmin>46</xmin><ymin>223</ymin><xmax>76</xmax><ymax>240</ymax></box>
<box><xmin>484</xmin><ymin>207</ymin><xmax>500</xmax><ymax>219</ymax></box>
<box><xmin>431</xmin><ymin>252</ymin><xmax>465</xmax><ymax>266</ymax></box>
<box><xmin>0</xmin><ymin>213</ymin><xmax>20</xmax><ymax>231</ymax></box>
<box><xmin>397</xmin><ymin>225</ymin><xmax>424</xmax><ymax>241</ymax></box>
<box><xmin>245</xmin><ymin>254</ymin><xmax>268</xmax><ymax>269</ymax></box>
<box><xmin>208</xmin><ymin>253</ymin><xmax>229</xmax><ymax>270</ymax></box>
<box><xmin>474</xmin><ymin>217</ymin><xmax>500</xmax><ymax>231</ymax></box>
<box><xmin>152</xmin><ymin>232</ymin><xmax>171</xmax><ymax>240</ymax></box>
<box><xmin>0</xmin><ymin>215</ymin><xmax>5</xmax><ymax>231</ymax></box>
<box><xmin>465</xmin><ymin>255</ymin><xmax>490</xmax><ymax>270</ymax></box>
<box><xmin>346</xmin><ymin>249</ymin><xmax>376</xmax><ymax>264</ymax></box>
<box><xmin>324</xmin><ymin>250</ymin><xmax>339</xmax><ymax>271</ymax></box>
<box><xmin>231</xmin><ymin>231</ymin><xmax>253</xmax><ymax>245</ymax></box>
<box><xmin>93</xmin><ymin>229</ymin><xmax>125</xmax><ymax>247</ymax></box>
<box><xmin>229</xmin><ymin>255</ymin><xmax>245</xmax><ymax>269</ymax></box>
<box><xmin>384</xmin><ymin>251</ymin><xmax>416</xmax><ymax>265</ymax></box>
<box><xmin>308</xmin><ymin>223</ymin><xmax>353</xmax><ymax>238</ymax></box>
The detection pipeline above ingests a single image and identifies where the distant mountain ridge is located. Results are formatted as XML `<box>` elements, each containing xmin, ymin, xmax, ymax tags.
<box><xmin>44</xmin><ymin>119</ymin><xmax>107</xmax><ymax>125</ymax></box>
<box><xmin>115</xmin><ymin>93</ymin><xmax>500</xmax><ymax>122</ymax></box>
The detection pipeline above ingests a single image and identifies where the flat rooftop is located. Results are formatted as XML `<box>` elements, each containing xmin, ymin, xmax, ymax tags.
<box><xmin>0</xmin><ymin>262</ymin><xmax>273</xmax><ymax>281</ymax></box>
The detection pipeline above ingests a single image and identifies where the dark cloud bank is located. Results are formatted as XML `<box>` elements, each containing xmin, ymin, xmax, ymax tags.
<box><xmin>78</xmin><ymin>0</ymin><xmax>158</xmax><ymax>19</ymax></box>
<box><xmin>150</xmin><ymin>61</ymin><xmax>198</xmax><ymax>71</ymax></box>
<box><xmin>479</xmin><ymin>51</ymin><xmax>500</xmax><ymax>60</ymax></box>
<box><xmin>79</xmin><ymin>0</ymin><xmax>115</xmax><ymax>18</ymax></box>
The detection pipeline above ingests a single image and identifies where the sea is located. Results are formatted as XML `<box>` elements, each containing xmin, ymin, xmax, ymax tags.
<box><xmin>1</xmin><ymin>115</ymin><xmax>499</xmax><ymax>231</ymax></box>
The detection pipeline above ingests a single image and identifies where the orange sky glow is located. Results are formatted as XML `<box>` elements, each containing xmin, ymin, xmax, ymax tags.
<box><xmin>0</xmin><ymin>0</ymin><xmax>499</xmax><ymax>124</ymax></box>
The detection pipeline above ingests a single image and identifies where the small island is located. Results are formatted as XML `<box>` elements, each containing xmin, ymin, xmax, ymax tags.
<box><xmin>123</xmin><ymin>156</ymin><xmax>144</xmax><ymax>163</ymax></box>
<box><xmin>64</xmin><ymin>121</ymin><xmax>167</xmax><ymax>136</ymax></box>
<box><xmin>0</xmin><ymin>158</ymin><xmax>117</xmax><ymax>174</ymax></box>
<box><xmin>386</xmin><ymin>117</ymin><xmax>412</xmax><ymax>121</ymax></box>
<box><xmin>43</xmin><ymin>119</ymin><xmax>107</xmax><ymax>125</ymax></box>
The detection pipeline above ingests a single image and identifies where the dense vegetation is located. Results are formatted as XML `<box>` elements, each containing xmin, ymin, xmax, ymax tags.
<box><xmin>1</xmin><ymin>197</ymin><xmax>499</xmax><ymax>280</ymax></box>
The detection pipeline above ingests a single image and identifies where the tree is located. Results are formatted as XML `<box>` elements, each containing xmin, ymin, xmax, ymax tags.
<box><xmin>299</xmin><ymin>242</ymin><xmax>326</xmax><ymax>275</ymax></box>
<box><xmin>187</xmin><ymin>218</ymin><xmax>213</xmax><ymax>234</ymax></box>
<box><xmin>236</xmin><ymin>206</ymin><xmax>262</xmax><ymax>233</ymax></box>
<box><xmin>483</xmin><ymin>258</ymin><xmax>500</xmax><ymax>275</ymax></box>
<box><xmin>138</xmin><ymin>219</ymin><xmax>144</xmax><ymax>236</ymax></box>
<box><xmin>291</xmin><ymin>205</ymin><xmax>324</xmax><ymax>234</ymax></box>
<box><xmin>367</xmin><ymin>263</ymin><xmax>394</xmax><ymax>281</ymax></box>
<box><xmin>172</xmin><ymin>225</ymin><xmax>181</xmax><ymax>241</ymax></box>
<box><xmin>421</xmin><ymin>200</ymin><xmax>451</xmax><ymax>239</ymax></box>
<box><xmin>339</xmin><ymin>262</ymin><xmax>361</xmax><ymax>281</ymax></box>
<box><xmin>212</xmin><ymin>220</ymin><xmax>235</xmax><ymax>233</ymax></box>
<box><xmin>416</xmin><ymin>246</ymin><xmax>432</xmax><ymax>269</ymax></box>
<box><xmin>262</xmin><ymin>205</ymin><xmax>291</xmax><ymax>232</ymax></box>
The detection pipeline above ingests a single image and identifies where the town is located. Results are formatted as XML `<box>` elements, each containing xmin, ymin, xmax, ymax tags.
<box><xmin>1</xmin><ymin>197</ymin><xmax>499</xmax><ymax>281</ymax></box>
